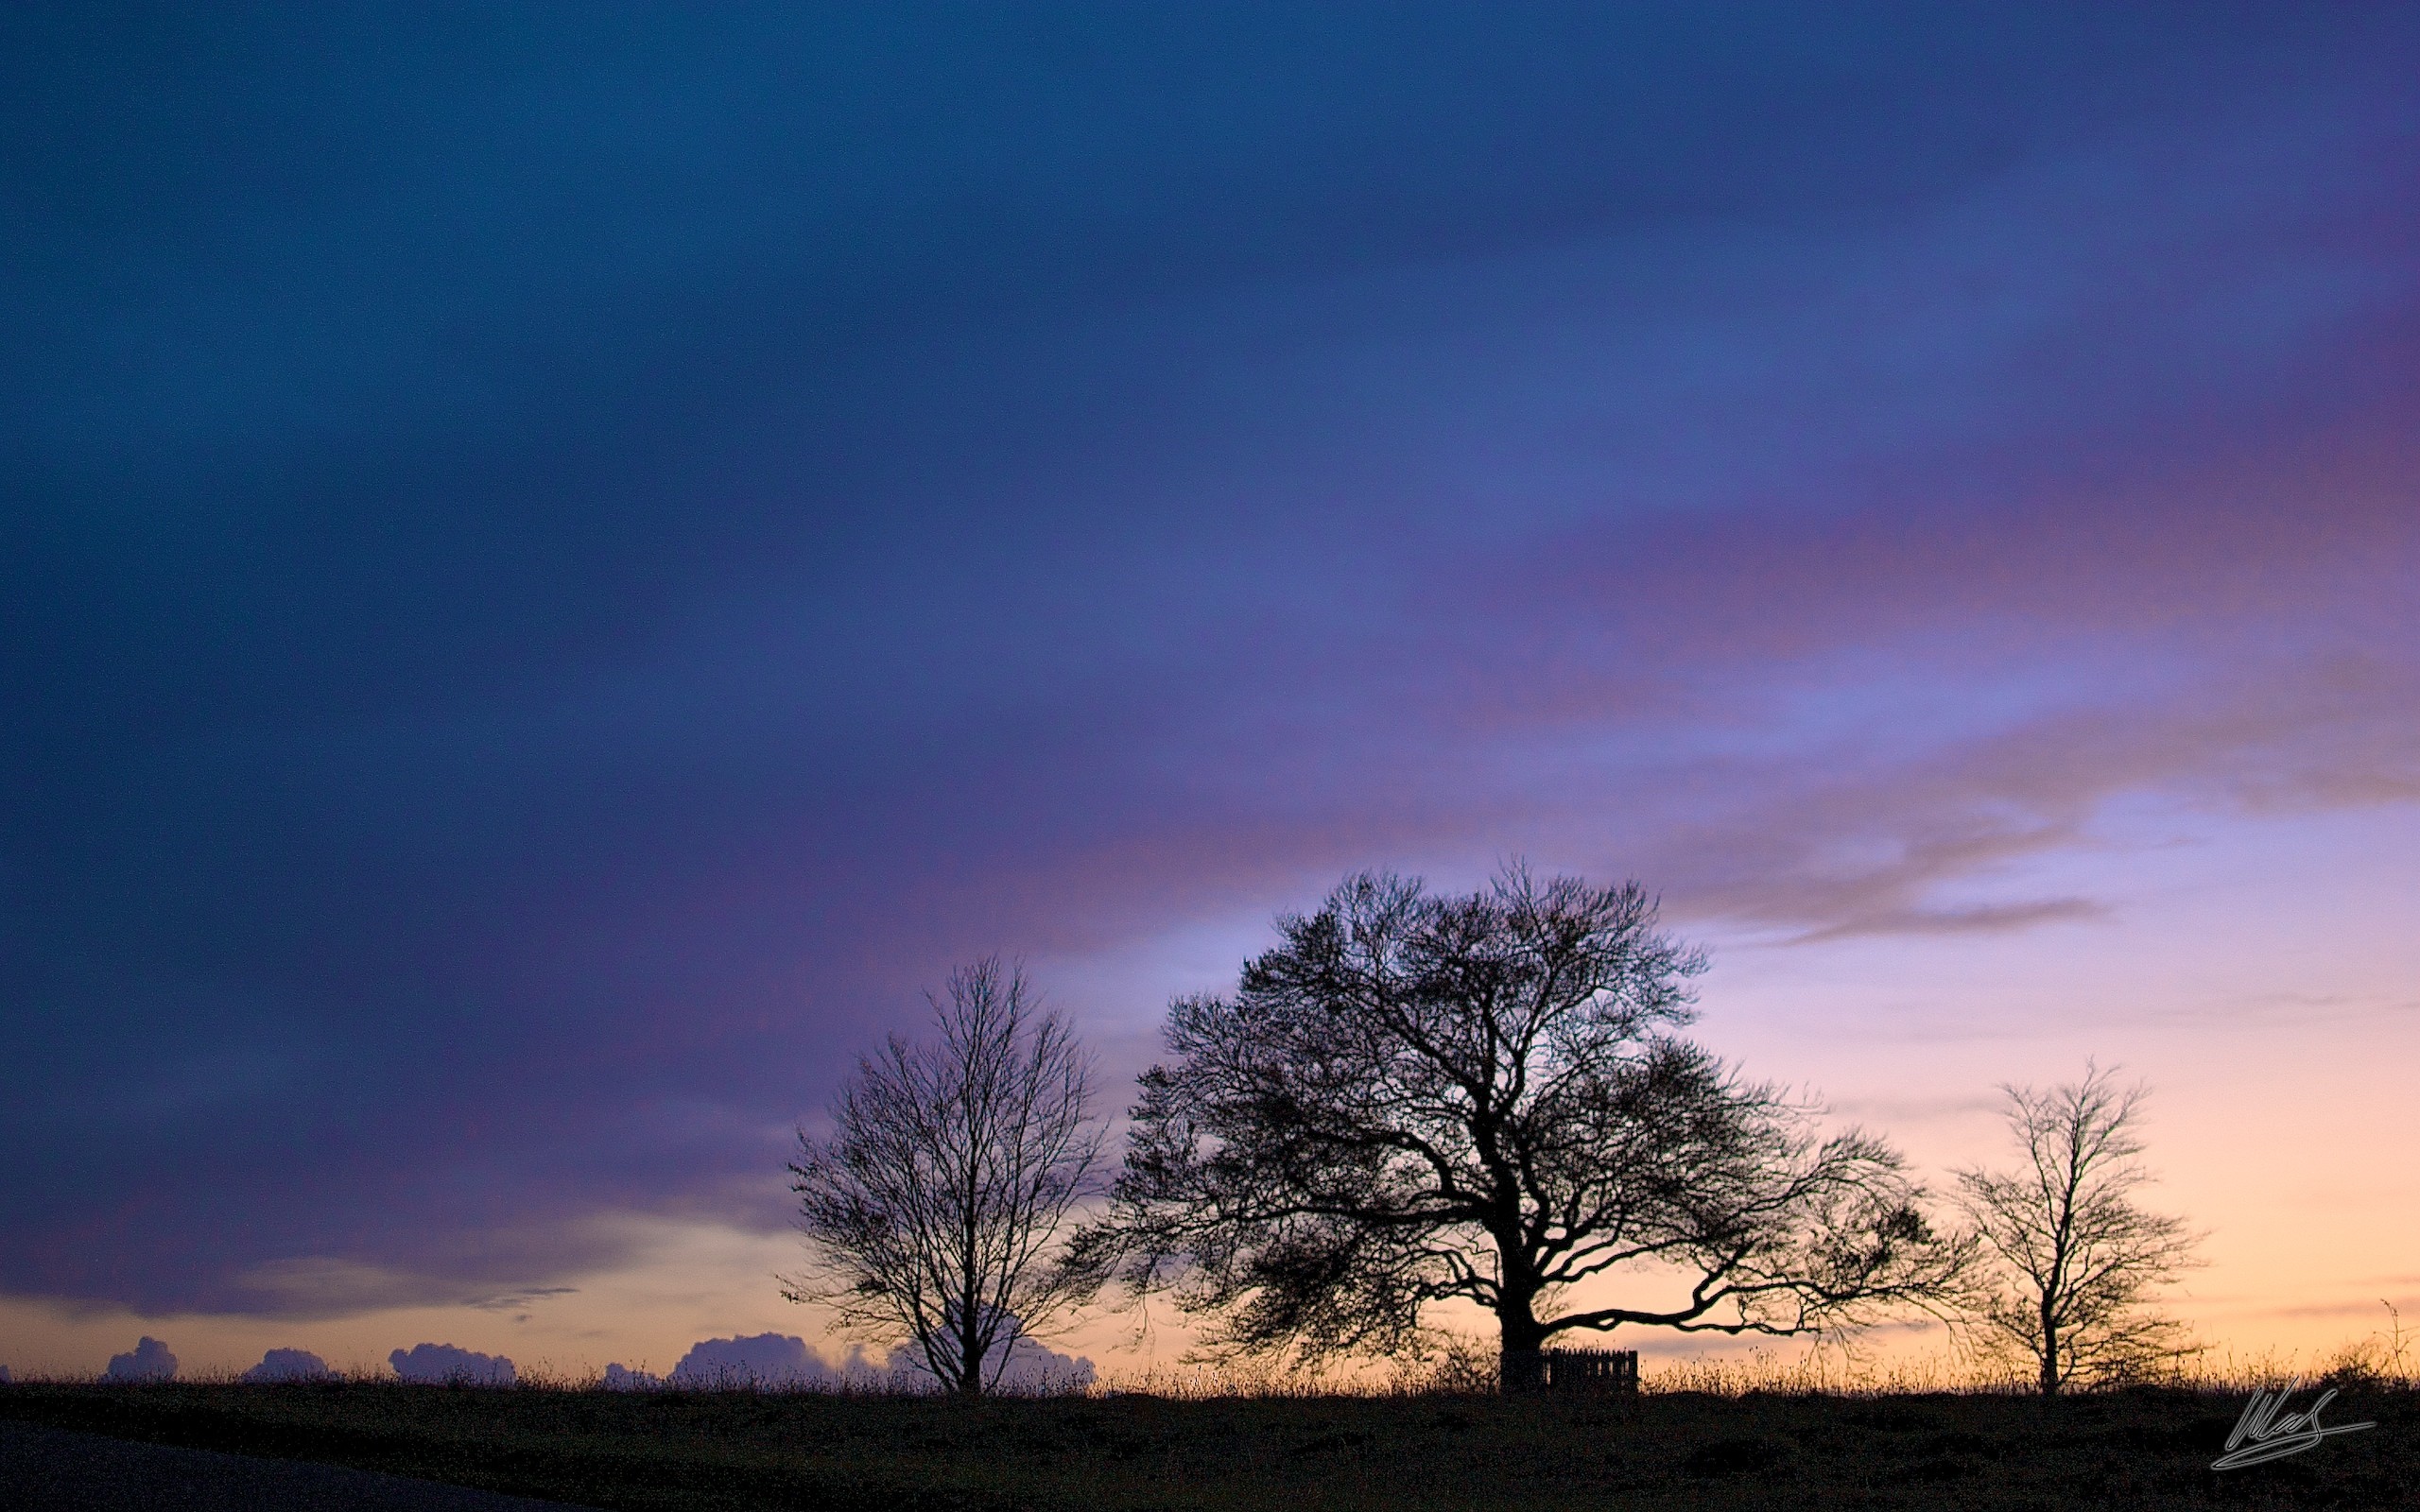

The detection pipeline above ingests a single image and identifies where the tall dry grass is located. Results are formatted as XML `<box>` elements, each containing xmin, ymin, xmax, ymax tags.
<box><xmin>1076</xmin><ymin>1303</ymin><xmax>2420</xmax><ymax>1400</ymax></box>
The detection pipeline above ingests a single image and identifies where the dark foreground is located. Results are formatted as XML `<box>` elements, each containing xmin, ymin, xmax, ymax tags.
<box><xmin>0</xmin><ymin>1418</ymin><xmax>595</xmax><ymax>1511</ymax></box>
<box><xmin>1</xmin><ymin>1381</ymin><xmax>2411</xmax><ymax>1511</ymax></box>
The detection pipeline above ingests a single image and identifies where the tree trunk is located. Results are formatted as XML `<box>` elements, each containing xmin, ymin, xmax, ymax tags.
<box><xmin>2039</xmin><ymin>1303</ymin><xmax>2061</xmax><ymax>1397</ymax></box>
<box><xmin>959</xmin><ymin>1297</ymin><xmax>986</xmax><ymax>1398</ymax></box>
<box><xmin>959</xmin><ymin>1333</ymin><xmax>985</xmax><ymax>1398</ymax></box>
<box><xmin>1497</xmin><ymin>1288</ymin><xmax>1551</xmax><ymax>1396</ymax></box>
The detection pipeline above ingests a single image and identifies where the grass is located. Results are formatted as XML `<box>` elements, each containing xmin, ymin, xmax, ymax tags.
<box><xmin>3</xmin><ymin>1370</ymin><xmax>2412</xmax><ymax>1510</ymax></box>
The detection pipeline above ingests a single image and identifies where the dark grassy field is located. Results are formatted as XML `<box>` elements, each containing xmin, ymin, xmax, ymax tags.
<box><xmin>1</xmin><ymin>1379</ymin><xmax>2411</xmax><ymax>1510</ymax></box>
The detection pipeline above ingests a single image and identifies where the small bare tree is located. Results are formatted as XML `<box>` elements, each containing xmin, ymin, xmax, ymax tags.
<box><xmin>1955</xmin><ymin>1062</ymin><xmax>2204</xmax><ymax>1394</ymax></box>
<box><xmin>785</xmin><ymin>958</ymin><xmax>1103</xmax><ymax>1396</ymax></box>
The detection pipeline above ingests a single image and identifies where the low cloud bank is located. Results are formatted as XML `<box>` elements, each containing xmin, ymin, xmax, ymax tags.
<box><xmin>889</xmin><ymin>1332</ymin><xmax>1095</xmax><ymax>1394</ymax></box>
<box><xmin>389</xmin><ymin>1343</ymin><xmax>515</xmax><ymax>1385</ymax></box>
<box><xmin>606</xmin><ymin>1330</ymin><xmax>1093</xmax><ymax>1394</ymax></box>
<box><xmin>664</xmin><ymin>1333</ymin><xmax>860</xmax><ymax>1389</ymax></box>
<box><xmin>243</xmin><ymin>1348</ymin><xmax>334</xmax><ymax>1383</ymax></box>
<box><xmin>103</xmin><ymin>1337</ymin><xmax>177</xmax><ymax>1383</ymax></box>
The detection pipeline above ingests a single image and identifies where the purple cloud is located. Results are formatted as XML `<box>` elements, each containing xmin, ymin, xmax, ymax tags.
<box><xmin>658</xmin><ymin>1329</ymin><xmax>1094</xmax><ymax>1394</ymax></box>
<box><xmin>886</xmin><ymin>1333</ymin><xmax>1097</xmax><ymax>1396</ymax></box>
<box><xmin>242</xmin><ymin>1348</ymin><xmax>335</xmax><ymax>1383</ymax></box>
<box><xmin>103</xmin><ymin>1337</ymin><xmax>177</xmax><ymax>1383</ymax></box>
<box><xmin>389</xmin><ymin>1344</ymin><xmax>514</xmax><ymax>1386</ymax></box>
<box><xmin>666</xmin><ymin>1334</ymin><xmax>842</xmax><ymax>1390</ymax></box>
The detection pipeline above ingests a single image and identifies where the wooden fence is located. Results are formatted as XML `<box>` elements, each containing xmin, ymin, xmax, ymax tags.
<box><xmin>1502</xmin><ymin>1347</ymin><xmax>1638</xmax><ymax>1394</ymax></box>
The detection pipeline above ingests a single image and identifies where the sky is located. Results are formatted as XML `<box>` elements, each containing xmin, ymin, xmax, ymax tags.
<box><xmin>4</xmin><ymin>4</ymin><xmax>2417</xmax><ymax>1380</ymax></box>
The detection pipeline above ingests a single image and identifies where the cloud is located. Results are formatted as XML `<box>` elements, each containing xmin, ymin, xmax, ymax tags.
<box><xmin>656</xmin><ymin>1328</ymin><xmax>1094</xmax><ymax>1394</ymax></box>
<box><xmin>1789</xmin><ymin>899</ymin><xmax>2106</xmax><ymax>945</ymax></box>
<box><xmin>858</xmin><ymin>1307</ymin><xmax>1098</xmax><ymax>1395</ymax></box>
<box><xmin>389</xmin><ymin>1343</ymin><xmax>515</xmax><ymax>1386</ymax></box>
<box><xmin>103</xmin><ymin>1337</ymin><xmax>178</xmax><ymax>1383</ymax></box>
<box><xmin>885</xmin><ymin>1332</ymin><xmax>1098</xmax><ymax>1396</ymax></box>
<box><xmin>601</xmin><ymin>1362</ymin><xmax>663</xmax><ymax>1390</ymax></box>
<box><xmin>666</xmin><ymin>1333</ymin><xmax>848</xmax><ymax>1390</ymax></box>
<box><xmin>466</xmin><ymin>1285</ymin><xmax>578</xmax><ymax>1316</ymax></box>
<box><xmin>2257</xmin><ymin>1298</ymin><xmax>2418</xmax><ymax>1321</ymax></box>
<box><xmin>241</xmin><ymin>1348</ymin><xmax>334</xmax><ymax>1383</ymax></box>
<box><xmin>229</xmin><ymin>1258</ymin><xmax>483</xmax><ymax>1319</ymax></box>
<box><xmin>1635</xmin><ymin>646</ymin><xmax>2420</xmax><ymax>939</ymax></box>
<box><xmin>0</xmin><ymin>1366</ymin><xmax>11</xmax><ymax>1383</ymax></box>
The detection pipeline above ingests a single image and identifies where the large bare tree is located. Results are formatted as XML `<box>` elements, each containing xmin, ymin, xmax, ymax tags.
<box><xmin>1074</xmin><ymin>868</ymin><xmax>1967</xmax><ymax>1391</ymax></box>
<box><xmin>785</xmin><ymin>958</ymin><xmax>1104</xmax><ymax>1396</ymax></box>
<box><xmin>1955</xmin><ymin>1062</ymin><xmax>2204</xmax><ymax>1394</ymax></box>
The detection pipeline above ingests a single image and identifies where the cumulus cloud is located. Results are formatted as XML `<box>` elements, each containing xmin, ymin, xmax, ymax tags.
<box><xmin>389</xmin><ymin>1343</ymin><xmax>515</xmax><ymax>1385</ymax></box>
<box><xmin>0</xmin><ymin>1365</ymin><xmax>12</xmax><ymax>1383</ymax></box>
<box><xmin>658</xmin><ymin>1327</ymin><xmax>1093</xmax><ymax>1394</ymax></box>
<box><xmin>103</xmin><ymin>1337</ymin><xmax>178</xmax><ymax>1383</ymax></box>
<box><xmin>242</xmin><ymin>1348</ymin><xmax>335</xmax><ymax>1383</ymax></box>
<box><xmin>667</xmin><ymin>1334</ymin><xmax>844</xmax><ymax>1390</ymax></box>
<box><xmin>886</xmin><ymin>1332</ymin><xmax>1096</xmax><ymax>1395</ymax></box>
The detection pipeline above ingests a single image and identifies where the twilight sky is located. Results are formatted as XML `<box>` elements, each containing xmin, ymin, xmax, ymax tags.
<box><xmin>5</xmin><ymin>5</ymin><xmax>2417</xmax><ymax>1376</ymax></box>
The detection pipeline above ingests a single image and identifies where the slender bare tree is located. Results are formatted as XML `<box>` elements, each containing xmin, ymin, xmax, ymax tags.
<box><xmin>784</xmin><ymin>958</ymin><xmax>1104</xmax><ymax>1396</ymax></box>
<box><xmin>1955</xmin><ymin>1062</ymin><xmax>2204</xmax><ymax>1394</ymax></box>
<box><xmin>1074</xmin><ymin>867</ymin><xmax>1970</xmax><ymax>1392</ymax></box>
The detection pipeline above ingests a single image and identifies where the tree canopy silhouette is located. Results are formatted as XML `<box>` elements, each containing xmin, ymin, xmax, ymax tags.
<box><xmin>1076</xmin><ymin>868</ymin><xmax>1966</xmax><ymax>1389</ymax></box>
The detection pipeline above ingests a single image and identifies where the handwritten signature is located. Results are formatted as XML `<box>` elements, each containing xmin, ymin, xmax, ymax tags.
<box><xmin>2210</xmin><ymin>1378</ymin><xmax>2377</xmax><ymax>1470</ymax></box>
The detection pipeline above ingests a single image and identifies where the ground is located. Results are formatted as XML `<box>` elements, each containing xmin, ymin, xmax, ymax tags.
<box><xmin>0</xmin><ymin>1380</ymin><xmax>2411</xmax><ymax>1510</ymax></box>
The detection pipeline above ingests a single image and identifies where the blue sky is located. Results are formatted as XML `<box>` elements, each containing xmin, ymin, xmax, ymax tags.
<box><xmin>4</xmin><ymin>6</ymin><xmax>2417</xmax><ymax>1367</ymax></box>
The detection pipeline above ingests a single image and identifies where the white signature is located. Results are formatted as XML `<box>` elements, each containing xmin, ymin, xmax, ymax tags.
<box><xmin>2210</xmin><ymin>1378</ymin><xmax>2377</xmax><ymax>1470</ymax></box>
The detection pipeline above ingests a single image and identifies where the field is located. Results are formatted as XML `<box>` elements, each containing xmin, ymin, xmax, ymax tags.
<box><xmin>2</xmin><ymin>1375</ymin><xmax>2412</xmax><ymax>1511</ymax></box>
